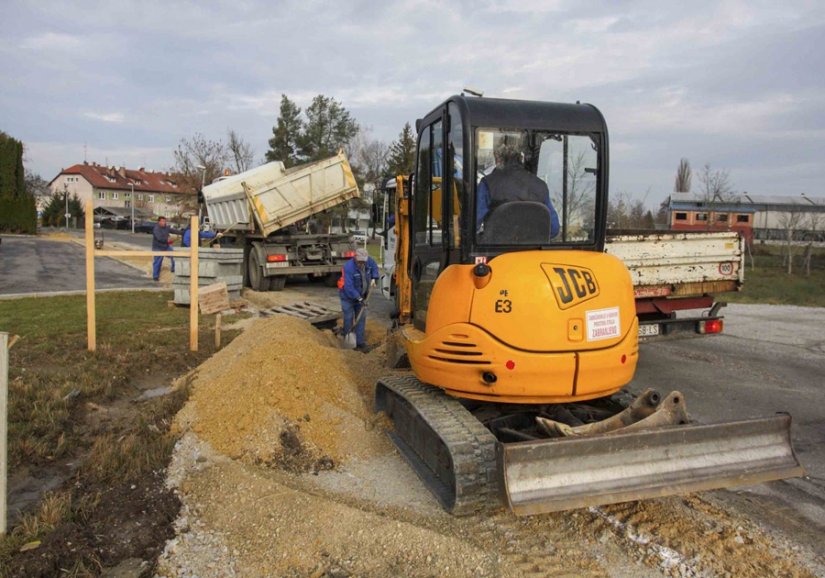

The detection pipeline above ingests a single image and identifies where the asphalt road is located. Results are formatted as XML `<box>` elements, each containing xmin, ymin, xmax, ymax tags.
<box><xmin>631</xmin><ymin>303</ymin><xmax>825</xmax><ymax>553</ymax></box>
<box><xmin>0</xmin><ymin>235</ymin><xmax>157</xmax><ymax>295</ymax></box>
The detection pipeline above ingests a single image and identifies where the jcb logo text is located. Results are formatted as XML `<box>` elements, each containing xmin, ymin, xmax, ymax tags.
<box><xmin>543</xmin><ymin>265</ymin><xmax>600</xmax><ymax>309</ymax></box>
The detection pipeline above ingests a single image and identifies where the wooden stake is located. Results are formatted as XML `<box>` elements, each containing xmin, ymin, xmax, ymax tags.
<box><xmin>0</xmin><ymin>333</ymin><xmax>9</xmax><ymax>535</ymax></box>
<box><xmin>189</xmin><ymin>215</ymin><xmax>199</xmax><ymax>352</ymax></box>
<box><xmin>215</xmin><ymin>312</ymin><xmax>222</xmax><ymax>350</ymax></box>
<box><xmin>85</xmin><ymin>201</ymin><xmax>96</xmax><ymax>351</ymax></box>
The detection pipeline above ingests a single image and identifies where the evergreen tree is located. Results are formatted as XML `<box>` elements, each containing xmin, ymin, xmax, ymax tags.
<box><xmin>0</xmin><ymin>131</ymin><xmax>25</xmax><ymax>199</ymax></box>
<box><xmin>298</xmin><ymin>95</ymin><xmax>359</xmax><ymax>162</ymax></box>
<box><xmin>0</xmin><ymin>131</ymin><xmax>36</xmax><ymax>233</ymax></box>
<box><xmin>386</xmin><ymin>122</ymin><xmax>416</xmax><ymax>177</ymax></box>
<box><xmin>266</xmin><ymin>95</ymin><xmax>303</xmax><ymax>167</ymax></box>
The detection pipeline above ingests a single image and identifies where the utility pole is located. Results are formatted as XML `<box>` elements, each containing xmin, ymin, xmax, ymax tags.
<box><xmin>130</xmin><ymin>183</ymin><xmax>135</xmax><ymax>234</ymax></box>
<box><xmin>63</xmin><ymin>182</ymin><xmax>70</xmax><ymax>231</ymax></box>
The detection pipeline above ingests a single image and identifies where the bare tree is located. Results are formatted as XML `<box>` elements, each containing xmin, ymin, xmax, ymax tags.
<box><xmin>172</xmin><ymin>133</ymin><xmax>229</xmax><ymax>193</ymax></box>
<box><xmin>776</xmin><ymin>208</ymin><xmax>804</xmax><ymax>275</ymax></box>
<box><xmin>351</xmin><ymin>133</ymin><xmax>389</xmax><ymax>238</ymax></box>
<box><xmin>674</xmin><ymin>158</ymin><xmax>692</xmax><ymax>192</ymax></box>
<box><xmin>802</xmin><ymin>211</ymin><xmax>823</xmax><ymax>276</ymax></box>
<box><xmin>698</xmin><ymin>163</ymin><xmax>733</xmax><ymax>203</ymax></box>
<box><xmin>608</xmin><ymin>191</ymin><xmax>653</xmax><ymax>230</ymax></box>
<box><xmin>227</xmin><ymin>129</ymin><xmax>254</xmax><ymax>173</ymax></box>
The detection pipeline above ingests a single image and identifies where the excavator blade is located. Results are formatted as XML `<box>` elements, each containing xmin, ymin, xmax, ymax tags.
<box><xmin>499</xmin><ymin>413</ymin><xmax>804</xmax><ymax>516</ymax></box>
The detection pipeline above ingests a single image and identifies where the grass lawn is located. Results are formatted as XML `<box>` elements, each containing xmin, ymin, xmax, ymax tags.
<box><xmin>725</xmin><ymin>243</ymin><xmax>825</xmax><ymax>307</ymax></box>
<box><xmin>725</xmin><ymin>266</ymin><xmax>825</xmax><ymax>307</ymax></box>
<box><xmin>0</xmin><ymin>290</ymin><xmax>245</xmax><ymax>574</ymax></box>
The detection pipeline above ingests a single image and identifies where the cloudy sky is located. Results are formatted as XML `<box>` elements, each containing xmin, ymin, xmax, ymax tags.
<box><xmin>2</xmin><ymin>0</ymin><xmax>823</xmax><ymax>207</ymax></box>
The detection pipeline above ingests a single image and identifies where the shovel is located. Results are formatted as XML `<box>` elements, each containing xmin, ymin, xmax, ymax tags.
<box><xmin>343</xmin><ymin>289</ymin><xmax>370</xmax><ymax>349</ymax></box>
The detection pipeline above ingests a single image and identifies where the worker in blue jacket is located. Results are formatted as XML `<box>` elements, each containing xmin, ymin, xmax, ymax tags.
<box><xmin>338</xmin><ymin>247</ymin><xmax>379</xmax><ymax>353</ymax></box>
<box><xmin>152</xmin><ymin>216</ymin><xmax>180</xmax><ymax>281</ymax></box>
<box><xmin>182</xmin><ymin>226</ymin><xmax>217</xmax><ymax>248</ymax></box>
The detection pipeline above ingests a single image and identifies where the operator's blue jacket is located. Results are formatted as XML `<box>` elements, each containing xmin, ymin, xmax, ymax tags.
<box><xmin>338</xmin><ymin>257</ymin><xmax>379</xmax><ymax>302</ymax></box>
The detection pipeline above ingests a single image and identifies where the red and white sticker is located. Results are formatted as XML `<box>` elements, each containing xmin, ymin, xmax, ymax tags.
<box><xmin>474</xmin><ymin>256</ymin><xmax>488</xmax><ymax>264</ymax></box>
<box><xmin>586</xmin><ymin>307</ymin><xmax>621</xmax><ymax>341</ymax></box>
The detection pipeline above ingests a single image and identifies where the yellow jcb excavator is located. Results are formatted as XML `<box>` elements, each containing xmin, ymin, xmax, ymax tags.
<box><xmin>375</xmin><ymin>95</ymin><xmax>803</xmax><ymax>516</ymax></box>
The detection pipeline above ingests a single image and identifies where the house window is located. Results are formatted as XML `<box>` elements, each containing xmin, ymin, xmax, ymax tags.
<box><xmin>736</xmin><ymin>214</ymin><xmax>749</xmax><ymax>223</ymax></box>
<box><xmin>695</xmin><ymin>213</ymin><xmax>708</xmax><ymax>222</ymax></box>
<box><xmin>112</xmin><ymin>192</ymin><xmax>119</xmax><ymax>200</ymax></box>
<box><xmin>165</xmin><ymin>196</ymin><xmax>171</xmax><ymax>203</ymax></box>
<box><xmin>674</xmin><ymin>212</ymin><xmax>687</xmax><ymax>221</ymax></box>
<box><xmin>137</xmin><ymin>194</ymin><xmax>144</xmax><ymax>201</ymax></box>
<box><xmin>98</xmin><ymin>192</ymin><xmax>105</xmax><ymax>200</ymax></box>
<box><xmin>148</xmin><ymin>195</ymin><xmax>155</xmax><ymax>202</ymax></box>
<box><xmin>717</xmin><ymin>214</ymin><xmax>728</xmax><ymax>222</ymax></box>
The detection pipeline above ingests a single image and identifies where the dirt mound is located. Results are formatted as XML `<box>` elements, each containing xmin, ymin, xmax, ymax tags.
<box><xmin>176</xmin><ymin>315</ymin><xmax>392</xmax><ymax>469</ymax></box>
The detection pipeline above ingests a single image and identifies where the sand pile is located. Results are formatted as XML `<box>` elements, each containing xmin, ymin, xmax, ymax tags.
<box><xmin>175</xmin><ymin>314</ymin><xmax>392</xmax><ymax>471</ymax></box>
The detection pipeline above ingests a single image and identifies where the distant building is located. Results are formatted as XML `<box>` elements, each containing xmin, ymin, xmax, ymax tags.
<box><xmin>670</xmin><ymin>192</ymin><xmax>825</xmax><ymax>244</ymax></box>
<box><xmin>49</xmin><ymin>162</ymin><xmax>196</xmax><ymax>221</ymax></box>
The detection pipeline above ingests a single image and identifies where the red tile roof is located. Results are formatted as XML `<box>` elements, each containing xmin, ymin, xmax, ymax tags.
<box><xmin>50</xmin><ymin>162</ymin><xmax>195</xmax><ymax>195</ymax></box>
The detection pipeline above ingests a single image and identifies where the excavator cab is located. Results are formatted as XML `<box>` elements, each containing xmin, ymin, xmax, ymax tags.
<box><xmin>377</xmin><ymin>95</ymin><xmax>803</xmax><ymax>516</ymax></box>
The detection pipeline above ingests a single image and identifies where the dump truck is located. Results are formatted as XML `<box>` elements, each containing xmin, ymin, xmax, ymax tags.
<box><xmin>201</xmin><ymin>152</ymin><xmax>360</xmax><ymax>291</ymax></box>
<box><xmin>374</xmin><ymin>94</ymin><xmax>803</xmax><ymax>516</ymax></box>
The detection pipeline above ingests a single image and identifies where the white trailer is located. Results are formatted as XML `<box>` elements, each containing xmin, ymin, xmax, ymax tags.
<box><xmin>605</xmin><ymin>231</ymin><xmax>744</xmax><ymax>338</ymax></box>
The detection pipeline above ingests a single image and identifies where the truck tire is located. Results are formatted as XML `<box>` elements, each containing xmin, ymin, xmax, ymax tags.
<box><xmin>323</xmin><ymin>272</ymin><xmax>340</xmax><ymax>287</ymax></box>
<box><xmin>248</xmin><ymin>250</ymin><xmax>269</xmax><ymax>292</ymax></box>
<box><xmin>270</xmin><ymin>276</ymin><xmax>286</xmax><ymax>291</ymax></box>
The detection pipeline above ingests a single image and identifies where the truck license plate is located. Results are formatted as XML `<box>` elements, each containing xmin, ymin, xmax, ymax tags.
<box><xmin>638</xmin><ymin>324</ymin><xmax>660</xmax><ymax>337</ymax></box>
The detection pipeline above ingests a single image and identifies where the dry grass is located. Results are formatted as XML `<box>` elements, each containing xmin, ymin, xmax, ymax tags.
<box><xmin>0</xmin><ymin>291</ymin><xmax>247</xmax><ymax>574</ymax></box>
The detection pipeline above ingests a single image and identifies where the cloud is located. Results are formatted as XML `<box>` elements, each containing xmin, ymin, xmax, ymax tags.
<box><xmin>2</xmin><ymin>0</ymin><xmax>824</xmax><ymax>206</ymax></box>
<box><xmin>83</xmin><ymin>112</ymin><xmax>125</xmax><ymax>124</ymax></box>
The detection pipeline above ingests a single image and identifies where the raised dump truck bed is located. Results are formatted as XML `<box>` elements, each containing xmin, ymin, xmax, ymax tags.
<box><xmin>202</xmin><ymin>152</ymin><xmax>361</xmax><ymax>291</ymax></box>
<box><xmin>202</xmin><ymin>151</ymin><xmax>359</xmax><ymax>235</ymax></box>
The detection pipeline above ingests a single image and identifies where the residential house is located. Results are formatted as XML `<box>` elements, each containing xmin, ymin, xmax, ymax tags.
<box><xmin>49</xmin><ymin>162</ymin><xmax>196</xmax><ymax>222</ymax></box>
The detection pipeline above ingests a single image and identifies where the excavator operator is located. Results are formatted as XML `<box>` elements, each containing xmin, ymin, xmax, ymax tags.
<box><xmin>476</xmin><ymin>142</ymin><xmax>560</xmax><ymax>239</ymax></box>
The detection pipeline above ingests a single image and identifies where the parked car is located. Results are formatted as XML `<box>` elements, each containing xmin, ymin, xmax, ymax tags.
<box><xmin>99</xmin><ymin>216</ymin><xmax>129</xmax><ymax>230</ymax></box>
<box><xmin>134</xmin><ymin>220</ymin><xmax>156</xmax><ymax>233</ymax></box>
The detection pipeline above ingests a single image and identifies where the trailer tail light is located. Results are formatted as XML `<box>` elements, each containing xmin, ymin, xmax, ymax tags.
<box><xmin>343</xmin><ymin>251</ymin><xmax>356</xmax><ymax>258</ymax></box>
<box><xmin>699</xmin><ymin>319</ymin><xmax>723</xmax><ymax>334</ymax></box>
<box><xmin>267</xmin><ymin>254</ymin><xmax>288</xmax><ymax>263</ymax></box>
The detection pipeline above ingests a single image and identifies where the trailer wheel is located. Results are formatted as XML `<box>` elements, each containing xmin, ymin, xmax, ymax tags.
<box><xmin>270</xmin><ymin>276</ymin><xmax>286</xmax><ymax>291</ymax></box>
<box><xmin>248</xmin><ymin>250</ymin><xmax>269</xmax><ymax>292</ymax></box>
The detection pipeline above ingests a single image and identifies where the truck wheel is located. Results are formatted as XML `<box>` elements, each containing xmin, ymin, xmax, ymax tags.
<box><xmin>323</xmin><ymin>272</ymin><xmax>340</xmax><ymax>287</ymax></box>
<box><xmin>248</xmin><ymin>251</ymin><xmax>269</xmax><ymax>292</ymax></box>
<box><xmin>270</xmin><ymin>276</ymin><xmax>286</xmax><ymax>291</ymax></box>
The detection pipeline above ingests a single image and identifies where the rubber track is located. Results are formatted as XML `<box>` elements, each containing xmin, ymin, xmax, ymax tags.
<box><xmin>375</xmin><ymin>375</ymin><xmax>499</xmax><ymax>516</ymax></box>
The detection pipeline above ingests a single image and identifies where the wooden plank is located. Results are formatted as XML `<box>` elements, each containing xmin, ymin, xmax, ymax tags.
<box><xmin>215</xmin><ymin>312</ymin><xmax>222</xmax><ymax>350</ymax></box>
<box><xmin>189</xmin><ymin>216</ymin><xmax>198</xmax><ymax>352</ymax></box>
<box><xmin>85</xmin><ymin>201</ymin><xmax>96</xmax><ymax>352</ymax></box>
<box><xmin>199</xmin><ymin>282</ymin><xmax>230</xmax><ymax>315</ymax></box>
<box><xmin>95</xmin><ymin>249</ymin><xmax>191</xmax><ymax>258</ymax></box>
<box><xmin>0</xmin><ymin>333</ymin><xmax>7</xmax><ymax>534</ymax></box>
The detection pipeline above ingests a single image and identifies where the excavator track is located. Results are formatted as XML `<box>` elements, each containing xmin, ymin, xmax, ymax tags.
<box><xmin>375</xmin><ymin>375</ymin><xmax>499</xmax><ymax>516</ymax></box>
